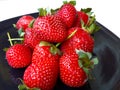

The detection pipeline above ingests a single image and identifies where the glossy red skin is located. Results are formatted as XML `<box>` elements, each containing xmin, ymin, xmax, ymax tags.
<box><xmin>23</xmin><ymin>45</ymin><xmax>59</xmax><ymax>90</ymax></box>
<box><xmin>32</xmin><ymin>45</ymin><xmax>59</xmax><ymax>63</ymax></box>
<box><xmin>24</xmin><ymin>28</ymin><xmax>41</xmax><ymax>49</ymax></box>
<box><xmin>33</xmin><ymin>15</ymin><xmax>67</xmax><ymax>43</ymax></box>
<box><xmin>60</xmin><ymin>49</ymin><xmax>87</xmax><ymax>87</ymax></box>
<box><xmin>56</xmin><ymin>3</ymin><xmax>77</xmax><ymax>28</ymax></box>
<box><xmin>16</xmin><ymin>15</ymin><xmax>34</xmax><ymax>31</ymax></box>
<box><xmin>6</xmin><ymin>44</ymin><xmax>32</xmax><ymax>68</ymax></box>
<box><xmin>61</xmin><ymin>27</ymin><xmax>94</xmax><ymax>53</ymax></box>
<box><xmin>73</xmin><ymin>11</ymin><xmax>89</xmax><ymax>27</ymax></box>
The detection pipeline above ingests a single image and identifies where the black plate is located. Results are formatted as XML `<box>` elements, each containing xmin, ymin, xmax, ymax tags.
<box><xmin>0</xmin><ymin>13</ymin><xmax>120</xmax><ymax>90</ymax></box>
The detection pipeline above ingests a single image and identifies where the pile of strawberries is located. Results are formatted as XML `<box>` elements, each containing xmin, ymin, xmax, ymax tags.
<box><xmin>5</xmin><ymin>1</ymin><xmax>99</xmax><ymax>90</ymax></box>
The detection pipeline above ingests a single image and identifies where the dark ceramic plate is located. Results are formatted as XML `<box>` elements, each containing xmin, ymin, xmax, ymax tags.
<box><xmin>0</xmin><ymin>13</ymin><xmax>120</xmax><ymax>90</ymax></box>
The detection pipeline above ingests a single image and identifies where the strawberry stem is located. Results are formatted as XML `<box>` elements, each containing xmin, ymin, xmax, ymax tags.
<box><xmin>7</xmin><ymin>32</ymin><xmax>13</xmax><ymax>46</ymax></box>
<box><xmin>8</xmin><ymin>38</ymin><xmax>24</xmax><ymax>41</ymax></box>
<box><xmin>55</xmin><ymin>29</ymin><xmax>77</xmax><ymax>47</ymax></box>
<box><xmin>67</xmin><ymin>29</ymin><xmax>77</xmax><ymax>39</ymax></box>
<box><xmin>13</xmin><ymin>24</ymin><xmax>16</xmax><ymax>28</ymax></box>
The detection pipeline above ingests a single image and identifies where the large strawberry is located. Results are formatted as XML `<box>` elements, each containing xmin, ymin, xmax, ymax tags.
<box><xmin>56</xmin><ymin>1</ymin><xmax>77</xmax><ymax>28</ymax></box>
<box><xmin>60</xmin><ymin>48</ymin><xmax>98</xmax><ymax>87</ymax></box>
<box><xmin>19</xmin><ymin>41</ymin><xmax>60</xmax><ymax>90</ymax></box>
<box><xmin>60</xmin><ymin>27</ymin><xmax>94</xmax><ymax>53</ymax></box>
<box><xmin>6</xmin><ymin>44</ymin><xmax>32</xmax><ymax>68</ymax></box>
<box><xmin>33</xmin><ymin>14</ymin><xmax>67</xmax><ymax>43</ymax></box>
<box><xmin>16</xmin><ymin>15</ymin><xmax>35</xmax><ymax>31</ymax></box>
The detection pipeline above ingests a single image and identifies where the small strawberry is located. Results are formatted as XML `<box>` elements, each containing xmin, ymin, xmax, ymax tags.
<box><xmin>16</xmin><ymin>15</ymin><xmax>35</xmax><ymax>31</ymax></box>
<box><xmin>60</xmin><ymin>48</ymin><xmax>98</xmax><ymax>87</ymax></box>
<box><xmin>56</xmin><ymin>1</ymin><xmax>77</xmax><ymax>28</ymax></box>
<box><xmin>61</xmin><ymin>27</ymin><xmax>94</xmax><ymax>53</ymax></box>
<box><xmin>24</xmin><ymin>28</ymin><xmax>41</xmax><ymax>49</ymax></box>
<box><xmin>6</xmin><ymin>44</ymin><xmax>32</xmax><ymax>68</ymax></box>
<box><xmin>22</xmin><ymin>41</ymin><xmax>60</xmax><ymax>90</ymax></box>
<box><xmin>33</xmin><ymin>14</ymin><xmax>67</xmax><ymax>43</ymax></box>
<box><xmin>73</xmin><ymin>11</ymin><xmax>89</xmax><ymax>27</ymax></box>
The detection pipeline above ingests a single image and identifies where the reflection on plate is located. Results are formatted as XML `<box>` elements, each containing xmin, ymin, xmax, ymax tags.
<box><xmin>0</xmin><ymin>13</ymin><xmax>120</xmax><ymax>90</ymax></box>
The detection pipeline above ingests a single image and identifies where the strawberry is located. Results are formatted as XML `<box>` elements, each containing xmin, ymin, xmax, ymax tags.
<box><xmin>6</xmin><ymin>44</ymin><xmax>32</xmax><ymax>68</ymax></box>
<box><xmin>24</xmin><ymin>28</ymin><xmax>41</xmax><ymax>49</ymax></box>
<box><xmin>56</xmin><ymin>1</ymin><xmax>77</xmax><ymax>28</ymax></box>
<box><xmin>73</xmin><ymin>11</ymin><xmax>89</xmax><ymax>27</ymax></box>
<box><xmin>60</xmin><ymin>49</ymin><xmax>87</xmax><ymax>87</ymax></box>
<box><xmin>60</xmin><ymin>48</ymin><xmax>98</xmax><ymax>87</ymax></box>
<box><xmin>22</xmin><ymin>41</ymin><xmax>60</xmax><ymax>90</ymax></box>
<box><xmin>60</xmin><ymin>27</ymin><xmax>94</xmax><ymax>53</ymax></box>
<box><xmin>33</xmin><ymin>15</ymin><xmax>67</xmax><ymax>43</ymax></box>
<box><xmin>16</xmin><ymin>15</ymin><xmax>34</xmax><ymax>31</ymax></box>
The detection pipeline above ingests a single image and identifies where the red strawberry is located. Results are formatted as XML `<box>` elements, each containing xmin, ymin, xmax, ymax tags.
<box><xmin>60</xmin><ymin>49</ymin><xmax>87</xmax><ymax>87</ymax></box>
<box><xmin>22</xmin><ymin>41</ymin><xmax>60</xmax><ymax>90</ymax></box>
<box><xmin>73</xmin><ymin>11</ymin><xmax>89</xmax><ymax>27</ymax></box>
<box><xmin>6</xmin><ymin>44</ymin><xmax>32</xmax><ymax>68</ymax></box>
<box><xmin>16</xmin><ymin>15</ymin><xmax>34</xmax><ymax>31</ymax></box>
<box><xmin>56</xmin><ymin>2</ymin><xmax>77</xmax><ymax>28</ymax></box>
<box><xmin>61</xmin><ymin>27</ymin><xmax>94</xmax><ymax>53</ymax></box>
<box><xmin>24</xmin><ymin>28</ymin><xmax>41</xmax><ymax>49</ymax></box>
<box><xmin>33</xmin><ymin>15</ymin><xmax>67</xmax><ymax>43</ymax></box>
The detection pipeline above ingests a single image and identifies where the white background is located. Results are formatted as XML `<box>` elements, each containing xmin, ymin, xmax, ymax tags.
<box><xmin>0</xmin><ymin>0</ymin><xmax>120</xmax><ymax>38</ymax></box>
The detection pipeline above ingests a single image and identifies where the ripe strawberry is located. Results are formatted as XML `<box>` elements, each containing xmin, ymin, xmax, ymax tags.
<box><xmin>73</xmin><ymin>11</ymin><xmax>89</xmax><ymax>27</ymax></box>
<box><xmin>23</xmin><ymin>41</ymin><xmax>60</xmax><ymax>90</ymax></box>
<box><xmin>61</xmin><ymin>27</ymin><xmax>94</xmax><ymax>53</ymax></box>
<box><xmin>60</xmin><ymin>49</ymin><xmax>87</xmax><ymax>87</ymax></box>
<box><xmin>24</xmin><ymin>28</ymin><xmax>41</xmax><ymax>49</ymax></box>
<box><xmin>56</xmin><ymin>2</ymin><xmax>77</xmax><ymax>28</ymax></box>
<box><xmin>16</xmin><ymin>15</ymin><xmax>34</xmax><ymax>31</ymax></box>
<box><xmin>6</xmin><ymin>44</ymin><xmax>32</xmax><ymax>68</ymax></box>
<box><xmin>33</xmin><ymin>15</ymin><xmax>67</xmax><ymax>43</ymax></box>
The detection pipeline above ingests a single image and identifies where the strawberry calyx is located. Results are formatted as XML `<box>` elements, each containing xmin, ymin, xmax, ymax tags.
<box><xmin>81</xmin><ymin>8</ymin><xmax>93</xmax><ymax>16</ymax></box>
<box><xmin>75</xmin><ymin>49</ymin><xmax>98</xmax><ymax>79</ymax></box>
<box><xmin>63</xmin><ymin>0</ymin><xmax>76</xmax><ymax>6</ymax></box>
<box><xmin>85</xmin><ymin>15</ymin><xmax>100</xmax><ymax>34</ymax></box>
<box><xmin>39</xmin><ymin>41</ymin><xmax>61</xmax><ymax>55</ymax></box>
<box><xmin>18</xmin><ymin>79</ymin><xmax>40</xmax><ymax>90</ymax></box>
<box><xmin>38</xmin><ymin>8</ymin><xmax>50</xmax><ymax>16</ymax></box>
<box><xmin>80</xmin><ymin>8</ymin><xmax>100</xmax><ymax>34</ymax></box>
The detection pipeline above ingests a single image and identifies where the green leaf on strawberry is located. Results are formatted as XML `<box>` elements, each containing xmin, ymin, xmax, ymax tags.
<box><xmin>18</xmin><ymin>79</ymin><xmax>40</xmax><ymax>90</ymax></box>
<box><xmin>81</xmin><ymin>8</ymin><xmax>93</xmax><ymax>16</ymax></box>
<box><xmin>63</xmin><ymin>0</ymin><xmax>76</xmax><ymax>6</ymax></box>
<box><xmin>39</xmin><ymin>41</ymin><xmax>61</xmax><ymax>55</ymax></box>
<box><xmin>80</xmin><ymin>8</ymin><xmax>100</xmax><ymax>34</ymax></box>
<box><xmin>38</xmin><ymin>8</ymin><xmax>47</xmax><ymax>16</ymax></box>
<box><xmin>18</xmin><ymin>28</ymin><xmax>25</xmax><ymax>37</ymax></box>
<box><xmin>28</xmin><ymin>19</ymin><xmax>35</xmax><ymax>28</ymax></box>
<box><xmin>75</xmin><ymin>49</ymin><xmax>99</xmax><ymax>71</ymax></box>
